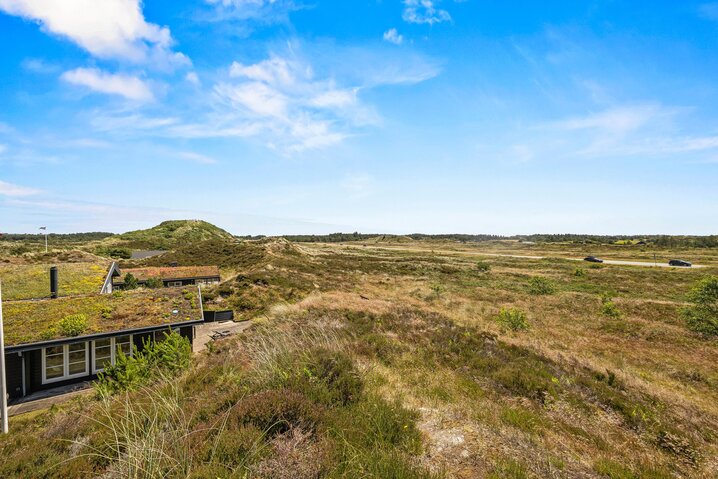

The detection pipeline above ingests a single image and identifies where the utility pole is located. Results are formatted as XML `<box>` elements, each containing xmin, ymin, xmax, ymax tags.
<box><xmin>0</xmin><ymin>280</ymin><xmax>8</xmax><ymax>434</ymax></box>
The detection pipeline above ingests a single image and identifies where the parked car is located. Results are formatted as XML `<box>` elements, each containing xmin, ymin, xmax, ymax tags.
<box><xmin>584</xmin><ymin>256</ymin><xmax>603</xmax><ymax>263</ymax></box>
<box><xmin>668</xmin><ymin>259</ymin><xmax>692</xmax><ymax>267</ymax></box>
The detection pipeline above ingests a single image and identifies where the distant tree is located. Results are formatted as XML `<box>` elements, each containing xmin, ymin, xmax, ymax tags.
<box><xmin>683</xmin><ymin>276</ymin><xmax>718</xmax><ymax>336</ymax></box>
<box><xmin>124</xmin><ymin>273</ymin><xmax>138</xmax><ymax>290</ymax></box>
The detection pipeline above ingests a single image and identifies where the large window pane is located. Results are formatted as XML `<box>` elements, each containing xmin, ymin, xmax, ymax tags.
<box><xmin>45</xmin><ymin>352</ymin><xmax>64</xmax><ymax>368</ymax></box>
<box><xmin>68</xmin><ymin>360</ymin><xmax>87</xmax><ymax>375</ymax></box>
<box><xmin>94</xmin><ymin>338</ymin><xmax>112</xmax><ymax>371</ymax></box>
<box><xmin>115</xmin><ymin>335</ymin><xmax>132</xmax><ymax>357</ymax></box>
<box><xmin>68</xmin><ymin>342</ymin><xmax>87</xmax><ymax>376</ymax></box>
<box><xmin>45</xmin><ymin>365</ymin><xmax>64</xmax><ymax>380</ymax></box>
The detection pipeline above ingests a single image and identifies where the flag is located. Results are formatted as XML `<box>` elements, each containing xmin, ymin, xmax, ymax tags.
<box><xmin>39</xmin><ymin>226</ymin><xmax>46</xmax><ymax>231</ymax></box>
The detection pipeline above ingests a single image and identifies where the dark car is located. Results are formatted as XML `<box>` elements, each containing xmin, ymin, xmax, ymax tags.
<box><xmin>584</xmin><ymin>256</ymin><xmax>603</xmax><ymax>263</ymax></box>
<box><xmin>668</xmin><ymin>259</ymin><xmax>692</xmax><ymax>267</ymax></box>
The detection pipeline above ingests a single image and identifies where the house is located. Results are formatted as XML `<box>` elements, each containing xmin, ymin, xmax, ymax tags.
<box><xmin>2</xmin><ymin>267</ymin><xmax>204</xmax><ymax>401</ymax></box>
<box><xmin>112</xmin><ymin>266</ymin><xmax>221</xmax><ymax>289</ymax></box>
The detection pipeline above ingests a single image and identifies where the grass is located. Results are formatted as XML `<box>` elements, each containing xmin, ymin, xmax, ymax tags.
<box><xmin>3</xmin><ymin>288</ymin><xmax>202</xmax><ymax>346</ymax></box>
<box><xmin>2</xmin><ymin>235</ymin><xmax>718</xmax><ymax>477</ymax></box>
<box><xmin>0</xmin><ymin>261</ymin><xmax>109</xmax><ymax>300</ymax></box>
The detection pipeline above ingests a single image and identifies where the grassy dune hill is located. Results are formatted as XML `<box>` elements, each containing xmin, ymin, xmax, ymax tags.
<box><xmin>2</xmin><ymin>234</ymin><xmax>718</xmax><ymax>478</ymax></box>
<box><xmin>106</xmin><ymin>220</ymin><xmax>234</xmax><ymax>250</ymax></box>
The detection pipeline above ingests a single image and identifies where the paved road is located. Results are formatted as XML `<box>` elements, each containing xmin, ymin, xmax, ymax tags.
<box><xmin>328</xmin><ymin>244</ymin><xmax>706</xmax><ymax>269</ymax></box>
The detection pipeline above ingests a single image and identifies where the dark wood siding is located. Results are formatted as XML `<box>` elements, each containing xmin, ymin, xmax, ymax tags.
<box><xmin>4</xmin><ymin>352</ymin><xmax>24</xmax><ymax>399</ymax></box>
<box><xmin>10</xmin><ymin>326</ymin><xmax>196</xmax><ymax>399</ymax></box>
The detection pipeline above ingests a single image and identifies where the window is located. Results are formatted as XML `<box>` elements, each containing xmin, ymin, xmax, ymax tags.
<box><xmin>153</xmin><ymin>328</ymin><xmax>179</xmax><ymax>342</ymax></box>
<box><xmin>168</xmin><ymin>281</ymin><xmax>182</xmax><ymax>287</ymax></box>
<box><xmin>42</xmin><ymin>342</ymin><xmax>88</xmax><ymax>384</ymax></box>
<box><xmin>92</xmin><ymin>335</ymin><xmax>134</xmax><ymax>374</ymax></box>
<box><xmin>93</xmin><ymin>338</ymin><xmax>112</xmax><ymax>372</ymax></box>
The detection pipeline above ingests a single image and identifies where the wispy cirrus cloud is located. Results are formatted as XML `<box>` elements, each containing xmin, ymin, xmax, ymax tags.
<box><xmin>402</xmin><ymin>0</ymin><xmax>451</xmax><ymax>25</ymax></box>
<box><xmin>204</xmin><ymin>0</ymin><xmax>300</xmax><ymax>24</ymax></box>
<box><xmin>61</xmin><ymin>67</ymin><xmax>155</xmax><ymax>102</ymax></box>
<box><xmin>0</xmin><ymin>180</ymin><xmax>43</xmax><ymax>197</ymax></box>
<box><xmin>83</xmin><ymin>43</ymin><xmax>440</xmax><ymax>153</ymax></box>
<box><xmin>0</xmin><ymin>0</ymin><xmax>189</xmax><ymax>68</ymax></box>
<box><xmin>177</xmin><ymin>151</ymin><xmax>218</xmax><ymax>165</ymax></box>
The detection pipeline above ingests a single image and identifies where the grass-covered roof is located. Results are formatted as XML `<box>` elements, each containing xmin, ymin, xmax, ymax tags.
<box><xmin>0</xmin><ymin>261</ymin><xmax>110</xmax><ymax>301</ymax></box>
<box><xmin>116</xmin><ymin>266</ymin><xmax>220</xmax><ymax>282</ymax></box>
<box><xmin>2</xmin><ymin>288</ymin><xmax>202</xmax><ymax>347</ymax></box>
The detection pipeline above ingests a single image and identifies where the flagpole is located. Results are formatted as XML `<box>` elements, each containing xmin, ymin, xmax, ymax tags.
<box><xmin>0</xmin><ymin>280</ymin><xmax>8</xmax><ymax>434</ymax></box>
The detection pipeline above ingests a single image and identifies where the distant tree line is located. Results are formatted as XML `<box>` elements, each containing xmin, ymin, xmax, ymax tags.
<box><xmin>280</xmin><ymin>232</ymin><xmax>718</xmax><ymax>247</ymax></box>
<box><xmin>0</xmin><ymin>232</ymin><xmax>114</xmax><ymax>243</ymax></box>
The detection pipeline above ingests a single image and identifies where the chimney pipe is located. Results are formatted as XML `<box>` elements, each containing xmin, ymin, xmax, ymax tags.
<box><xmin>50</xmin><ymin>266</ymin><xmax>58</xmax><ymax>299</ymax></box>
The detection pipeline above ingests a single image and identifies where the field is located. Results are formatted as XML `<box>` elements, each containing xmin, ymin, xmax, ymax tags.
<box><xmin>1</xmin><ymin>234</ymin><xmax>718</xmax><ymax>478</ymax></box>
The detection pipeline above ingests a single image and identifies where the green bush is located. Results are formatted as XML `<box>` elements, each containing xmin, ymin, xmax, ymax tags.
<box><xmin>475</xmin><ymin>261</ymin><xmax>491</xmax><ymax>272</ymax></box>
<box><xmin>601</xmin><ymin>301</ymin><xmax>621</xmax><ymax>318</ymax></box>
<box><xmin>146</xmin><ymin>276</ymin><xmax>164</xmax><ymax>289</ymax></box>
<box><xmin>528</xmin><ymin>276</ymin><xmax>557</xmax><ymax>295</ymax></box>
<box><xmin>96</xmin><ymin>330</ymin><xmax>191</xmax><ymax>395</ymax></box>
<box><xmin>683</xmin><ymin>276</ymin><xmax>718</xmax><ymax>336</ymax></box>
<box><xmin>96</xmin><ymin>247</ymin><xmax>131</xmax><ymax>259</ymax></box>
<box><xmin>573</xmin><ymin>267</ymin><xmax>586</xmax><ymax>277</ymax></box>
<box><xmin>58</xmin><ymin>314</ymin><xmax>88</xmax><ymax>336</ymax></box>
<box><xmin>124</xmin><ymin>273</ymin><xmax>138</xmax><ymax>290</ymax></box>
<box><xmin>496</xmin><ymin>308</ymin><xmax>529</xmax><ymax>332</ymax></box>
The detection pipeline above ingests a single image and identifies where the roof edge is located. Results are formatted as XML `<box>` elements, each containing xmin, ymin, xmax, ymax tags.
<box><xmin>5</xmin><ymin>318</ymin><xmax>205</xmax><ymax>353</ymax></box>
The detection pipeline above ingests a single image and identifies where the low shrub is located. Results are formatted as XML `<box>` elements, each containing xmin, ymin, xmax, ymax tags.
<box><xmin>145</xmin><ymin>277</ymin><xmax>164</xmax><ymax>289</ymax></box>
<box><xmin>233</xmin><ymin>390</ymin><xmax>323</xmax><ymax>437</ymax></box>
<box><xmin>95</xmin><ymin>330</ymin><xmax>191</xmax><ymax>395</ymax></box>
<box><xmin>58</xmin><ymin>313</ymin><xmax>88</xmax><ymax>336</ymax></box>
<box><xmin>496</xmin><ymin>307</ymin><xmax>529</xmax><ymax>332</ymax></box>
<box><xmin>573</xmin><ymin>267</ymin><xmax>586</xmax><ymax>277</ymax></box>
<box><xmin>528</xmin><ymin>276</ymin><xmax>557</xmax><ymax>295</ymax></box>
<box><xmin>123</xmin><ymin>273</ymin><xmax>138</xmax><ymax>290</ymax></box>
<box><xmin>683</xmin><ymin>276</ymin><xmax>718</xmax><ymax>336</ymax></box>
<box><xmin>601</xmin><ymin>301</ymin><xmax>621</xmax><ymax>318</ymax></box>
<box><xmin>475</xmin><ymin>261</ymin><xmax>491</xmax><ymax>272</ymax></box>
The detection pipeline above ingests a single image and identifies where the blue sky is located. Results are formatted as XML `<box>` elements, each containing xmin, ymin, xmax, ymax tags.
<box><xmin>1</xmin><ymin>1</ymin><xmax>718</xmax><ymax>235</ymax></box>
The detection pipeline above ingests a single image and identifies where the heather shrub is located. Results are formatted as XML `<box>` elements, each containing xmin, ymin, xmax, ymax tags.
<box><xmin>528</xmin><ymin>276</ymin><xmax>556</xmax><ymax>295</ymax></box>
<box><xmin>496</xmin><ymin>307</ymin><xmax>529</xmax><ymax>332</ymax></box>
<box><xmin>683</xmin><ymin>276</ymin><xmax>718</xmax><ymax>336</ymax></box>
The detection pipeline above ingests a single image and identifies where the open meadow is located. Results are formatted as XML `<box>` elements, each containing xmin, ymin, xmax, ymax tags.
<box><xmin>1</xmin><ymin>235</ymin><xmax>717</xmax><ymax>478</ymax></box>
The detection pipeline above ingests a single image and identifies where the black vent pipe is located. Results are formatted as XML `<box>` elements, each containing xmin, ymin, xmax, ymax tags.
<box><xmin>50</xmin><ymin>266</ymin><xmax>58</xmax><ymax>299</ymax></box>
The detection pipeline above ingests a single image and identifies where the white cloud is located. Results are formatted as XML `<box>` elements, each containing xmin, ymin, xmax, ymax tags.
<box><xmin>61</xmin><ymin>67</ymin><xmax>154</xmax><ymax>101</ymax></box>
<box><xmin>177</xmin><ymin>151</ymin><xmax>218</xmax><ymax>165</ymax></box>
<box><xmin>547</xmin><ymin>105</ymin><xmax>668</xmax><ymax>135</ymax></box>
<box><xmin>383</xmin><ymin>28</ymin><xmax>404</xmax><ymax>45</ymax></box>
<box><xmin>214</xmin><ymin>55</ymin><xmax>369</xmax><ymax>152</ymax></box>
<box><xmin>204</xmin><ymin>0</ymin><xmax>297</xmax><ymax>22</ymax></box>
<box><xmin>0</xmin><ymin>144</ymin><xmax>6</xmax><ymax>154</ymax></box>
<box><xmin>0</xmin><ymin>180</ymin><xmax>42</xmax><ymax>197</ymax></box>
<box><xmin>185</xmin><ymin>71</ymin><xmax>200</xmax><ymax>85</ymax></box>
<box><xmin>402</xmin><ymin>0</ymin><xmax>451</xmax><ymax>25</ymax></box>
<box><xmin>0</xmin><ymin>0</ymin><xmax>188</xmax><ymax>66</ymax></box>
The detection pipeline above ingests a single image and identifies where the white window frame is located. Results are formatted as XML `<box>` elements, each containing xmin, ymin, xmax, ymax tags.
<box><xmin>92</xmin><ymin>335</ymin><xmax>134</xmax><ymax>374</ymax></box>
<box><xmin>168</xmin><ymin>281</ymin><xmax>182</xmax><ymax>287</ymax></box>
<box><xmin>41</xmin><ymin>341</ymin><xmax>89</xmax><ymax>384</ymax></box>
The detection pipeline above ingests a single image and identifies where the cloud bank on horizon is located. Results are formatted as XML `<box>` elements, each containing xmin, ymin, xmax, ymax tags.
<box><xmin>1</xmin><ymin>0</ymin><xmax>717</xmax><ymax>235</ymax></box>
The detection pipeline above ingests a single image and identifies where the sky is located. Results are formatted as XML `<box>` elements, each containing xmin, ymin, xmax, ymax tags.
<box><xmin>1</xmin><ymin>1</ymin><xmax>718</xmax><ymax>236</ymax></box>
